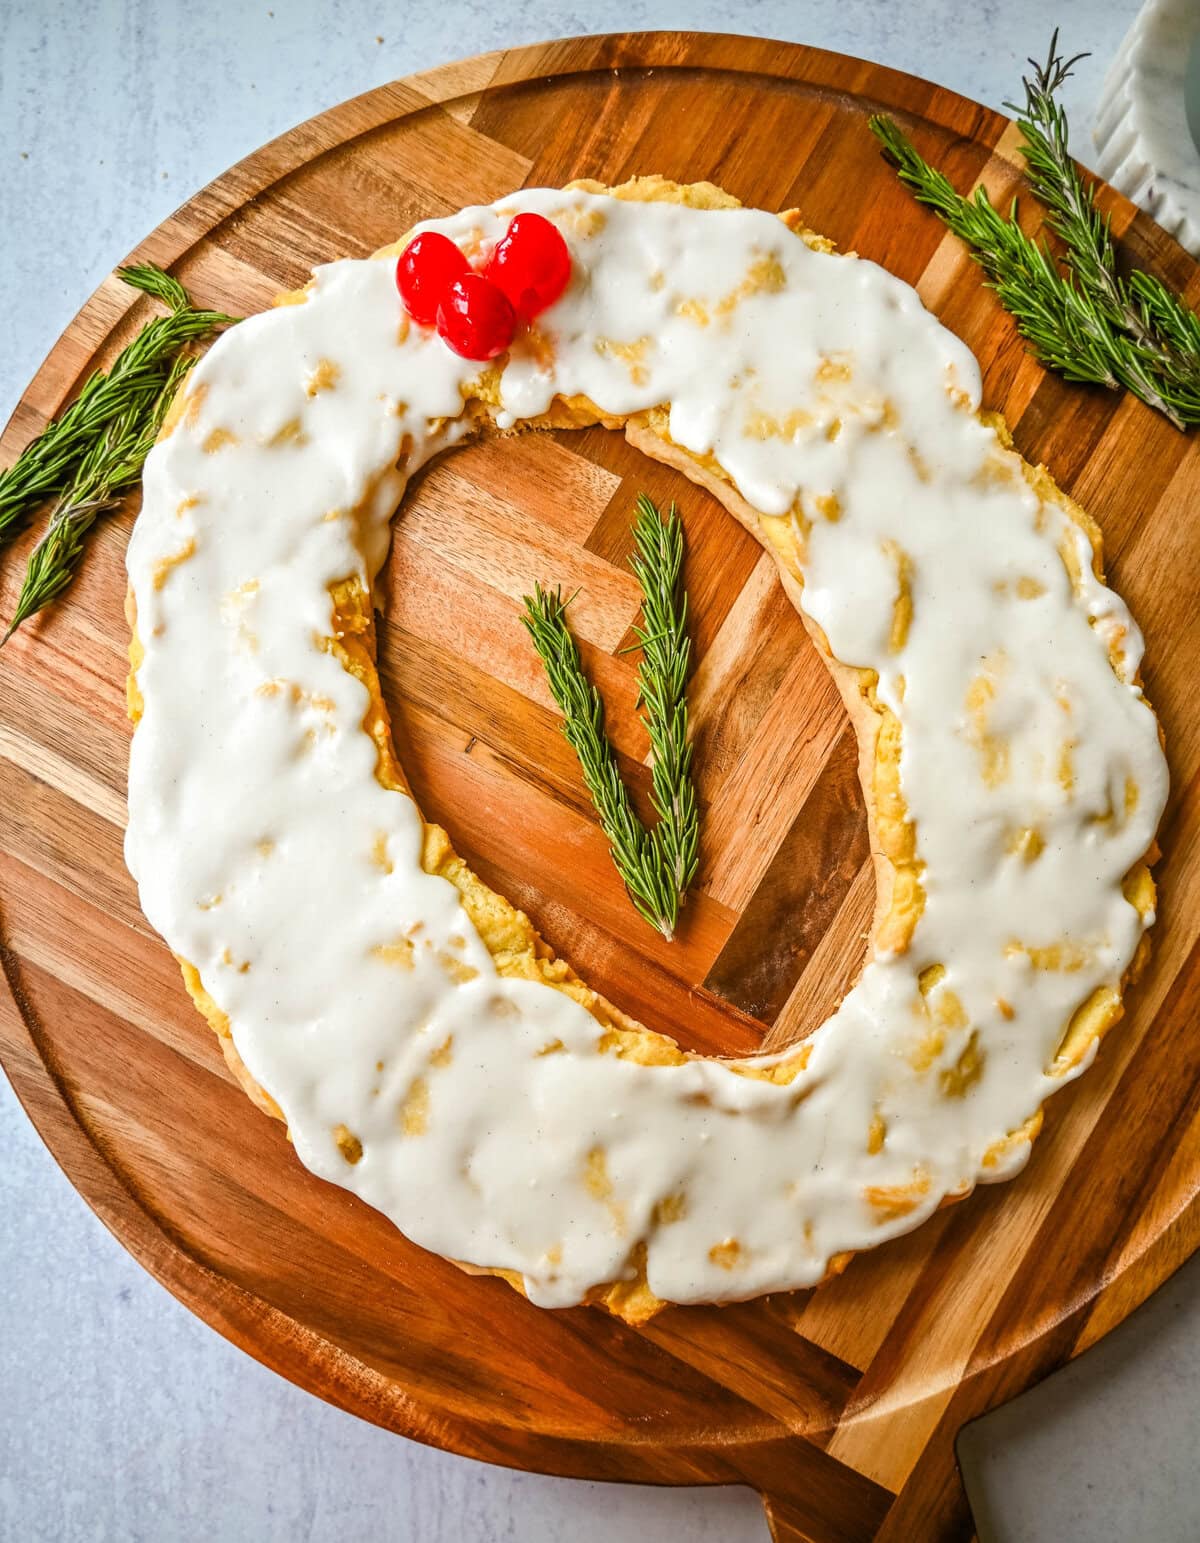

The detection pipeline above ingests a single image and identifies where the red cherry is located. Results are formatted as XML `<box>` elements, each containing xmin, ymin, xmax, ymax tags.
<box><xmin>396</xmin><ymin>232</ymin><xmax>469</xmax><ymax>326</ymax></box>
<box><xmin>436</xmin><ymin>274</ymin><xmax>516</xmax><ymax>360</ymax></box>
<box><xmin>484</xmin><ymin>213</ymin><xmax>571</xmax><ymax>320</ymax></box>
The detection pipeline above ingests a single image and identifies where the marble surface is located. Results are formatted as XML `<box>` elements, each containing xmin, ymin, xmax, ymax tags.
<box><xmin>2</xmin><ymin>2</ymin><xmax>1197</xmax><ymax>1540</ymax></box>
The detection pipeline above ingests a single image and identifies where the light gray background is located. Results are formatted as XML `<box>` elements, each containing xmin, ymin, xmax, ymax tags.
<box><xmin>2</xmin><ymin>2</ymin><xmax>1197</xmax><ymax>1541</ymax></box>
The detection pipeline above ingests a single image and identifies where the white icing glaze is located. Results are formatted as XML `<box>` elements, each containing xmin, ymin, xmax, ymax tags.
<box><xmin>125</xmin><ymin>189</ymin><xmax>1168</xmax><ymax>1308</ymax></box>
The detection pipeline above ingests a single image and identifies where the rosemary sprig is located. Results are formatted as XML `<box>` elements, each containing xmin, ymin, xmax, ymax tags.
<box><xmin>1009</xmin><ymin>38</ymin><xmax>1136</xmax><ymax>332</ymax></box>
<box><xmin>1010</xmin><ymin>32</ymin><xmax>1200</xmax><ymax>424</ymax></box>
<box><xmin>521</xmin><ymin>498</ymin><xmax>698</xmax><ymax>939</ymax></box>
<box><xmin>868</xmin><ymin>36</ymin><xmax>1200</xmax><ymax>430</ymax></box>
<box><xmin>0</xmin><ymin>264</ymin><xmax>236</xmax><ymax>548</ymax></box>
<box><xmin>867</xmin><ymin>115</ymin><xmax>1184</xmax><ymax>418</ymax></box>
<box><xmin>629</xmin><ymin>495</ymin><xmax>698</xmax><ymax>910</ymax></box>
<box><xmin>4</xmin><ymin>354</ymin><xmax>196</xmax><ymax>641</ymax></box>
<box><xmin>522</xmin><ymin>583</ymin><xmax>675</xmax><ymax>934</ymax></box>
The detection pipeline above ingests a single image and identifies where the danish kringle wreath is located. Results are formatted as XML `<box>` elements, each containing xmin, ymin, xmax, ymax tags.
<box><xmin>125</xmin><ymin>177</ymin><xmax>1168</xmax><ymax>1323</ymax></box>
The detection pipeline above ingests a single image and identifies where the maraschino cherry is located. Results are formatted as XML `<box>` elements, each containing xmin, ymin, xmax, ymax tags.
<box><xmin>484</xmin><ymin>212</ymin><xmax>572</xmax><ymax>320</ymax></box>
<box><xmin>395</xmin><ymin>212</ymin><xmax>572</xmax><ymax>362</ymax></box>
<box><xmin>395</xmin><ymin>232</ymin><xmax>469</xmax><ymax>326</ymax></box>
<box><xmin>436</xmin><ymin>274</ymin><xmax>516</xmax><ymax>360</ymax></box>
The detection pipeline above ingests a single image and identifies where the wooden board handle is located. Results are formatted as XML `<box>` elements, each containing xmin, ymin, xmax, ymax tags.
<box><xmin>763</xmin><ymin>1492</ymin><xmax>826</xmax><ymax>1542</ymax></box>
<box><xmin>758</xmin><ymin>1441</ymin><xmax>974</xmax><ymax>1541</ymax></box>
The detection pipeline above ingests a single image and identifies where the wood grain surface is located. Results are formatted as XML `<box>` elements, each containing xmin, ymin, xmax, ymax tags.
<box><xmin>2</xmin><ymin>32</ymin><xmax>1199</xmax><ymax>1543</ymax></box>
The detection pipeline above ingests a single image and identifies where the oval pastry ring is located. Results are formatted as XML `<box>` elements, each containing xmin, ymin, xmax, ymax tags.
<box><xmin>125</xmin><ymin>178</ymin><xmax>1167</xmax><ymax>1320</ymax></box>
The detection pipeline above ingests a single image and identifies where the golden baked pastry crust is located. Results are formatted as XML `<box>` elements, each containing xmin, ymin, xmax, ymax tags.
<box><xmin>129</xmin><ymin>175</ymin><xmax>1158</xmax><ymax>1324</ymax></box>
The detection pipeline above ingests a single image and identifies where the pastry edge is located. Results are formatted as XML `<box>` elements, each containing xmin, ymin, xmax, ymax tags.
<box><xmin>127</xmin><ymin>174</ymin><xmax>1161</xmax><ymax>1324</ymax></box>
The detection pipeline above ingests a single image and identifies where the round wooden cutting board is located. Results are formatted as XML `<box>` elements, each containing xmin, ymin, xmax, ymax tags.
<box><xmin>2</xmin><ymin>31</ymin><xmax>1199</xmax><ymax>1543</ymax></box>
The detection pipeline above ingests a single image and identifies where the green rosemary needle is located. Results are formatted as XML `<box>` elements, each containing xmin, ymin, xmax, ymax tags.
<box><xmin>522</xmin><ymin>498</ymin><xmax>698</xmax><ymax>940</ymax></box>
<box><xmin>0</xmin><ymin>264</ymin><xmax>236</xmax><ymax>548</ymax></box>
<box><xmin>4</xmin><ymin>354</ymin><xmax>196</xmax><ymax>641</ymax></box>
